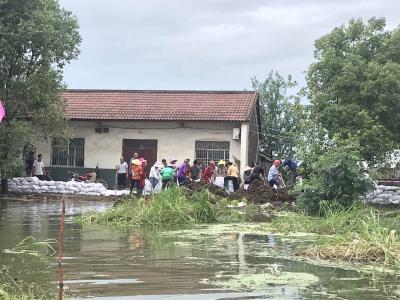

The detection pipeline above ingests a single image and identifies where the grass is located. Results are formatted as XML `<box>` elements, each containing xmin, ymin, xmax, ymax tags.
<box><xmin>265</xmin><ymin>201</ymin><xmax>400</xmax><ymax>268</ymax></box>
<box><xmin>81</xmin><ymin>186</ymin><xmax>247</xmax><ymax>228</ymax></box>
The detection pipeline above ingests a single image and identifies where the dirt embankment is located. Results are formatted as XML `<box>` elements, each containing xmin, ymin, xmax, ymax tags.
<box><xmin>186</xmin><ymin>179</ymin><xmax>294</xmax><ymax>204</ymax></box>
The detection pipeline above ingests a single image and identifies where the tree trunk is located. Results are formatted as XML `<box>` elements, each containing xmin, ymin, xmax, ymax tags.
<box><xmin>1</xmin><ymin>178</ymin><xmax>8</xmax><ymax>194</ymax></box>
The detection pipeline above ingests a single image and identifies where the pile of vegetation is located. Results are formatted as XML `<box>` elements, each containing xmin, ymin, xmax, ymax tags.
<box><xmin>82</xmin><ymin>187</ymin><xmax>251</xmax><ymax>228</ymax></box>
<box><xmin>266</xmin><ymin>202</ymin><xmax>400</xmax><ymax>268</ymax></box>
<box><xmin>230</xmin><ymin>179</ymin><xmax>294</xmax><ymax>204</ymax></box>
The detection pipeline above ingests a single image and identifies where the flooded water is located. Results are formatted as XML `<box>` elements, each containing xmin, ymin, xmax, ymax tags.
<box><xmin>1</xmin><ymin>199</ymin><xmax>400</xmax><ymax>299</ymax></box>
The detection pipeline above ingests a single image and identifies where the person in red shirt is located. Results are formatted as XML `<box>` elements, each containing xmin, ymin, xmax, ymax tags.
<box><xmin>202</xmin><ymin>161</ymin><xmax>216</xmax><ymax>183</ymax></box>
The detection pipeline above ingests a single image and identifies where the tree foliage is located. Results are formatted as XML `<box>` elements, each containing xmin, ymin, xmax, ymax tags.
<box><xmin>294</xmin><ymin>141</ymin><xmax>373</xmax><ymax>215</ymax></box>
<box><xmin>252</xmin><ymin>70</ymin><xmax>303</xmax><ymax>159</ymax></box>
<box><xmin>307</xmin><ymin>17</ymin><xmax>400</xmax><ymax>165</ymax></box>
<box><xmin>0</xmin><ymin>0</ymin><xmax>81</xmax><ymax>176</ymax></box>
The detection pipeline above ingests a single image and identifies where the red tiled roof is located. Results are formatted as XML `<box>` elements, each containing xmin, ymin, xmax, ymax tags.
<box><xmin>64</xmin><ymin>90</ymin><xmax>257</xmax><ymax>122</ymax></box>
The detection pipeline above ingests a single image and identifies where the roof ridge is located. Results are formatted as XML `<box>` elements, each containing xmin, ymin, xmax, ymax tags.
<box><xmin>64</xmin><ymin>89</ymin><xmax>255</xmax><ymax>94</ymax></box>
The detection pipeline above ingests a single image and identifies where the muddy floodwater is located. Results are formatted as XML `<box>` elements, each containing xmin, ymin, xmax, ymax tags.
<box><xmin>1</xmin><ymin>199</ymin><xmax>400</xmax><ymax>299</ymax></box>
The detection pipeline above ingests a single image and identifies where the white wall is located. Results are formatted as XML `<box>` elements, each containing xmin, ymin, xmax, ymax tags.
<box><xmin>36</xmin><ymin>121</ymin><xmax>243</xmax><ymax>169</ymax></box>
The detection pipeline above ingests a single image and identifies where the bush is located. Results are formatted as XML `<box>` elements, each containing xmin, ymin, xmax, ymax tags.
<box><xmin>294</xmin><ymin>143</ymin><xmax>373</xmax><ymax>215</ymax></box>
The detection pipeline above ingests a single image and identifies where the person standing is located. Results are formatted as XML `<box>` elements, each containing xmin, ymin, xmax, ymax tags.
<box><xmin>161</xmin><ymin>159</ymin><xmax>167</xmax><ymax>168</ymax></box>
<box><xmin>283</xmin><ymin>159</ymin><xmax>298</xmax><ymax>185</ymax></box>
<box><xmin>177</xmin><ymin>159</ymin><xmax>190</xmax><ymax>185</ymax></box>
<box><xmin>25</xmin><ymin>151</ymin><xmax>35</xmax><ymax>177</ymax></box>
<box><xmin>224</xmin><ymin>162</ymin><xmax>239</xmax><ymax>191</ymax></box>
<box><xmin>202</xmin><ymin>161</ymin><xmax>216</xmax><ymax>183</ymax></box>
<box><xmin>130</xmin><ymin>159</ymin><xmax>143</xmax><ymax>196</ymax></box>
<box><xmin>190</xmin><ymin>160</ymin><xmax>201</xmax><ymax>181</ymax></box>
<box><xmin>139</xmin><ymin>157</ymin><xmax>147</xmax><ymax>191</ymax></box>
<box><xmin>116</xmin><ymin>157</ymin><xmax>128</xmax><ymax>190</ymax></box>
<box><xmin>149</xmin><ymin>162</ymin><xmax>163</xmax><ymax>191</ymax></box>
<box><xmin>267</xmin><ymin>160</ymin><xmax>281</xmax><ymax>187</ymax></box>
<box><xmin>33</xmin><ymin>154</ymin><xmax>45</xmax><ymax>180</ymax></box>
<box><xmin>214</xmin><ymin>160</ymin><xmax>227</xmax><ymax>187</ymax></box>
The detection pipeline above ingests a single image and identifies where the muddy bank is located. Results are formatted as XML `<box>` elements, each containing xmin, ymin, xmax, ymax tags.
<box><xmin>186</xmin><ymin>179</ymin><xmax>294</xmax><ymax>204</ymax></box>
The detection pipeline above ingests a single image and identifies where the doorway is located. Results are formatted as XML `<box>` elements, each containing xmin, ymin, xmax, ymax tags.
<box><xmin>122</xmin><ymin>139</ymin><xmax>157</xmax><ymax>176</ymax></box>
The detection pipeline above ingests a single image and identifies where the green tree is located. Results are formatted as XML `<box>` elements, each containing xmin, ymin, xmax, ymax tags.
<box><xmin>294</xmin><ymin>140</ymin><xmax>373</xmax><ymax>215</ymax></box>
<box><xmin>0</xmin><ymin>0</ymin><xmax>81</xmax><ymax>184</ymax></box>
<box><xmin>252</xmin><ymin>70</ymin><xmax>303</xmax><ymax>159</ymax></box>
<box><xmin>307</xmin><ymin>17</ymin><xmax>400</xmax><ymax>165</ymax></box>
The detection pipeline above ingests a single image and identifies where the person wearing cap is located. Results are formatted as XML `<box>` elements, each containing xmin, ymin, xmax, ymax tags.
<box><xmin>130</xmin><ymin>159</ymin><xmax>143</xmax><ymax>196</ymax></box>
<box><xmin>177</xmin><ymin>159</ymin><xmax>190</xmax><ymax>185</ymax></box>
<box><xmin>161</xmin><ymin>160</ymin><xmax>176</xmax><ymax>189</ymax></box>
<box><xmin>224</xmin><ymin>162</ymin><xmax>239</xmax><ymax>191</ymax></box>
<box><xmin>116</xmin><ymin>156</ymin><xmax>128</xmax><ymax>190</ymax></box>
<box><xmin>214</xmin><ymin>160</ymin><xmax>227</xmax><ymax>187</ymax></box>
<box><xmin>267</xmin><ymin>160</ymin><xmax>281</xmax><ymax>187</ymax></box>
<box><xmin>202</xmin><ymin>161</ymin><xmax>216</xmax><ymax>183</ymax></box>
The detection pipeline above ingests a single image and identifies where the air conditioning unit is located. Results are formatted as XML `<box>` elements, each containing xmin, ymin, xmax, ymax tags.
<box><xmin>232</xmin><ymin>128</ymin><xmax>240</xmax><ymax>140</ymax></box>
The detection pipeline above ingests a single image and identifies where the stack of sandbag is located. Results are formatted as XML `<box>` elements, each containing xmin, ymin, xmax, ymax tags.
<box><xmin>364</xmin><ymin>185</ymin><xmax>400</xmax><ymax>205</ymax></box>
<box><xmin>8</xmin><ymin>177</ymin><xmax>107</xmax><ymax>196</ymax></box>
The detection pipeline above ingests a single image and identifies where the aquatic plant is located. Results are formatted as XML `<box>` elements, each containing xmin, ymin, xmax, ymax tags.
<box><xmin>2</xmin><ymin>236</ymin><xmax>57</xmax><ymax>257</ymax></box>
<box><xmin>0</xmin><ymin>265</ymin><xmax>54</xmax><ymax>300</ymax></box>
<box><xmin>301</xmin><ymin>212</ymin><xmax>400</xmax><ymax>268</ymax></box>
<box><xmin>200</xmin><ymin>271</ymin><xmax>319</xmax><ymax>291</ymax></box>
<box><xmin>82</xmin><ymin>187</ymin><xmax>246</xmax><ymax>227</ymax></box>
<box><xmin>266</xmin><ymin>201</ymin><xmax>400</xmax><ymax>268</ymax></box>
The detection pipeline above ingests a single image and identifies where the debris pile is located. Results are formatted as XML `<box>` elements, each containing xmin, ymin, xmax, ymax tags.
<box><xmin>185</xmin><ymin>179</ymin><xmax>294</xmax><ymax>204</ymax></box>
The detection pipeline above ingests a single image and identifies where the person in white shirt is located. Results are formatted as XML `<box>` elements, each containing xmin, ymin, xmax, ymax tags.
<box><xmin>149</xmin><ymin>162</ymin><xmax>163</xmax><ymax>192</ymax></box>
<box><xmin>116</xmin><ymin>156</ymin><xmax>128</xmax><ymax>190</ymax></box>
<box><xmin>33</xmin><ymin>154</ymin><xmax>45</xmax><ymax>180</ymax></box>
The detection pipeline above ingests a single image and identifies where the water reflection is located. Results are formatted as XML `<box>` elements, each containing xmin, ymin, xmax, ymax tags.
<box><xmin>0</xmin><ymin>199</ymin><xmax>399</xmax><ymax>300</ymax></box>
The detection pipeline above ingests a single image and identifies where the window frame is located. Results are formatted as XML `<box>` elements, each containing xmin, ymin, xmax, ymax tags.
<box><xmin>195</xmin><ymin>140</ymin><xmax>230</xmax><ymax>164</ymax></box>
<box><xmin>51</xmin><ymin>138</ymin><xmax>85</xmax><ymax>167</ymax></box>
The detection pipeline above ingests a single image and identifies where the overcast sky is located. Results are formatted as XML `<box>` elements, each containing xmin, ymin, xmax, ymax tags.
<box><xmin>59</xmin><ymin>0</ymin><xmax>399</xmax><ymax>91</ymax></box>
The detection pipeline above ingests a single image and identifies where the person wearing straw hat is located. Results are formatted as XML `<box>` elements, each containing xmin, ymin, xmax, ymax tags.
<box><xmin>130</xmin><ymin>159</ymin><xmax>143</xmax><ymax>196</ymax></box>
<box><xmin>214</xmin><ymin>160</ymin><xmax>227</xmax><ymax>187</ymax></box>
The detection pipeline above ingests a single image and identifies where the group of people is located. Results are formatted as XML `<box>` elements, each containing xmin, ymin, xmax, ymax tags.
<box><xmin>26</xmin><ymin>153</ymin><xmax>46</xmax><ymax>180</ymax></box>
<box><xmin>115</xmin><ymin>153</ymin><xmax>241</xmax><ymax>195</ymax></box>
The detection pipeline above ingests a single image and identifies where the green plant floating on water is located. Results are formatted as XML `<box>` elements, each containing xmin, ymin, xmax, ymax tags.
<box><xmin>2</xmin><ymin>236</ymin><xmax>57</xmax><ymax>256</ymax></box>
<box><xmin>201</xmin><ymin>272</ymin><xmax>319</xmax><ymax>291</ymax></box>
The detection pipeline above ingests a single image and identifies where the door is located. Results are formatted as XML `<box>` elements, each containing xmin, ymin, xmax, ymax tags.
<box><xmin>122</xmin><ymin>139</ymin><xmax>157</xmax><ymax>176</ymax></box>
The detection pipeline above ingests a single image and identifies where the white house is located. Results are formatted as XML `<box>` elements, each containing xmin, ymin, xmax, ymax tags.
<box><xmin>35</xmin><ymin>89</ymin><xmax>261</xmax><ymax>186</ymax></box>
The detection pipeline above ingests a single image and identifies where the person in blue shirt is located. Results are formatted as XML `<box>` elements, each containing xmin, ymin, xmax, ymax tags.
<box><xmin>283</xmin><ymin>159</ymin><xmax>298</xmax><ymax>185</ymax></box>
<box><xmin>267</xmin><ymin>160</ymin><xmax>281</xmax><ymax>187</ymax></box>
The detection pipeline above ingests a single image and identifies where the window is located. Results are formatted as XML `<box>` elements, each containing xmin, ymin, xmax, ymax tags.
<box><xmin>195</xmin><ymin>141</ymin><xmax>230</xmax><ymax>164</ymax></box>
<box><xmin>52</xmin><ymin>138</ymin><xmax>85</xmax><ymax>167</ymax></box>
